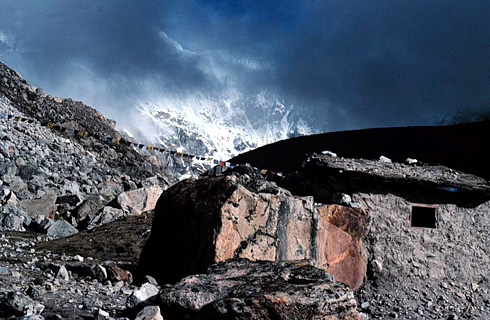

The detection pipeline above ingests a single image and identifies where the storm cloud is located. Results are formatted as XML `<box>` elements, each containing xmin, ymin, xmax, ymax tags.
<box><xmin>1</xmin><ymin>0</ymin><xmax>489</xmax><ymax>131</ymax></box>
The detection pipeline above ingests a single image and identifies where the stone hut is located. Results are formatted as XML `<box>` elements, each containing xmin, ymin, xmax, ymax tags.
<box><xmin>285</xmin><ymin>154</ymin><xmax>490</xmax><ymax>289</ymax></box>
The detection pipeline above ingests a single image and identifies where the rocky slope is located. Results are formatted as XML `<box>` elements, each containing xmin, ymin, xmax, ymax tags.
<box><xmin>0</xmin><ymin>61</ymin><xmax>179</xmax><ymax>236</ymax></box>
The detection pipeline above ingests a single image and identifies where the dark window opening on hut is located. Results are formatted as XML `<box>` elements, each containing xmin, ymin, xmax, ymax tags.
<box><xmin>411</xmin><ymin>205</ymin><xmax>436</xmax><ymax>228</ymax></box>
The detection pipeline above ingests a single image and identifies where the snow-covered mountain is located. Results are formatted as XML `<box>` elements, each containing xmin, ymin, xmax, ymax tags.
<box><xmin>120</xmin><ymin>90</ymin><xmax>318</xmax><ymax>175</ymax></box>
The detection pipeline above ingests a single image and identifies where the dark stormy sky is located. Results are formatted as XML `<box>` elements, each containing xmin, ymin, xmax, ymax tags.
<box><xmin>1</xmin><ymin>0</ymin><xmax>490</xmax><ymax>132</ymax></box>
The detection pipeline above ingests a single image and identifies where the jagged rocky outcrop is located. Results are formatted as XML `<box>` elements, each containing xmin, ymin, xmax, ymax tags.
<box><xmin>138</xmin><ymin>168</ymin><xmax>369</xmax><ymax>290</ymax></box>
<box><xmin>153</xmin><ymin>258</ymin><xmax>363</xmax><ymax>320</ymax></box>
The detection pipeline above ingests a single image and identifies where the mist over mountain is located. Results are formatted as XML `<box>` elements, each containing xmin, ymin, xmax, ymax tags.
<box><xmin>122</xmin><ymin>90</ymin><xmax>316</xmax><ymax>161</ymax></box>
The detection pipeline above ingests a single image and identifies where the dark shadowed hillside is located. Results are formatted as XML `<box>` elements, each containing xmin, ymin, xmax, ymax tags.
<box><xmin>230</xmin><ymin>121</ymin><xmax>490</xmax><ymax>180</ymax></box>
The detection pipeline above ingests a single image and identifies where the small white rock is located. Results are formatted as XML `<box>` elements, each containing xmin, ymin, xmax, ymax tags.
<box><xmin>321</xmin><ymin>150</ymin><xmax>337</xmax><ymax>157</ymax></box>
<box><xmin>73</xmin><ymin>255</ymin><xmax>84</xmax><ymax>262</ymax></box>
<box><xmin>379</xmin><ymin>155</ymin><xmax>392</xmax><ymax>163</ymax></box>
<box><xmin>405</xmin><ymin>158</ymin><xmax>418</xmax><ymax>165</ymax></box>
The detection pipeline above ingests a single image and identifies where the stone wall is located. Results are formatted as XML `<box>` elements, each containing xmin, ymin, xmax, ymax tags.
<box><xmin>353</xmin><ymin>192</ymin><xmax>490</xmax><ymax>283</ymax></box>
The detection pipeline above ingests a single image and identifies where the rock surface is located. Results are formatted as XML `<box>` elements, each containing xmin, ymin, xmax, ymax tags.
<box><xmin>155</xmin><ymin>258</ymin><xmax>362</xmax><ymax>320</ymax></box>
<box><xmin>138</xmin><ymin>171</ymin><xmax>369</xmax><ymax>290</ymax></box>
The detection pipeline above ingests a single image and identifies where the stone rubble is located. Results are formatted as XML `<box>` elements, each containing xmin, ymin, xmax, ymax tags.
<box><xmin>0</xmin><ymin>91</ymin><xmax>172</xmax><ymax>236</ymax></box>
<box><xmin>0</xmin><ymin>232</ymin><xmax>136</xmax><ymax>319</ymax></box>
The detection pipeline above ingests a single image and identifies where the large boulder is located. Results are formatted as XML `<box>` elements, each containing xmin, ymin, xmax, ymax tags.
<box><xmin>155</xmin><ymin>258</ymin><xmax>362</xmax><ymax>320</ymax></box>
<box><xmin>138</xmin><ymin>174</ymin><xmax>368</xmax><ymax>289</ymax></box>
<box><xmin>42</xmin><ymin>219</ymin><xmax>79</xmax><ymax>238</ymax></box>
<box><xmin>116</xmin><ymin>186</ymin><xmax>163</xmax><ymax>215</ymax></box>
<box><xmin>18</xmin><ymin>193</ymin><xmax>57</xmax><ymax>219</ymax></box>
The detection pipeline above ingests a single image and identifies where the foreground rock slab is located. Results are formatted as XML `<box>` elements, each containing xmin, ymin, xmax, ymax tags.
<box><xmin>156</xmin><ymin>258</ymin><xmax>362</xmax><ymax>320</ymax></box>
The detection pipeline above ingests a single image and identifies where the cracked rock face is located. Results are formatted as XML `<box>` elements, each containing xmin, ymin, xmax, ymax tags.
<box><xmin>156</xmin><ymin>258</ymin><xmax>362</xmax><ymax>320</ymax></box>
<box><xmin>138</xmin><ymin>172</ymin><xmax>369</xmax><ymax>290</ymax></box>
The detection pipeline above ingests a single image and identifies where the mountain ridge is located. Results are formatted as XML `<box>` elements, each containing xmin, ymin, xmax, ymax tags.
<box><xmin>230</xmin><ymin>120</ymin><xmax>490</xmax><ymax>180</ymax></box>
